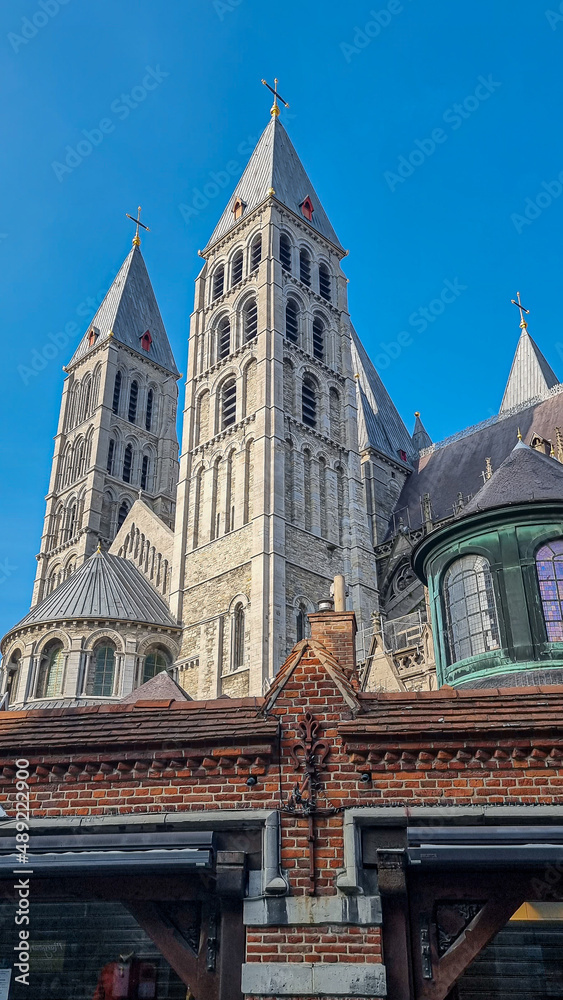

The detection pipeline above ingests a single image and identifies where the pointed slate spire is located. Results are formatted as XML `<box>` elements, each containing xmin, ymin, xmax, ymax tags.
<box><xmin>500</xmin><ymin>328</ymin><xmax>559</xmax><ymax>413</ymax></box>
<box><xmin>412</xmin><ymin>412</ymin><xmax>432</xmax><ymax>452</ymax></box>
<box><xmin>67</xmin><ymin>246</ymin><xmax>179</xmax><ymax>375</ymax></box>
<box><xmin>204</xmin><ymin>117</ymin><xmax>344</xmax><ymax>252</ymax></box>
<box><xmin>350</xmin><ymin>328</ymin><xmax>417</xmax><ymax>465</ymax></box>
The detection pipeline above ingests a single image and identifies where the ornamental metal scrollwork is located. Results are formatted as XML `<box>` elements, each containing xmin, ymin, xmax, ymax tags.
<box><xmin>286</xmin><ymin>712</ymin><xmax>330</xmax><ymax>815</ymax></box>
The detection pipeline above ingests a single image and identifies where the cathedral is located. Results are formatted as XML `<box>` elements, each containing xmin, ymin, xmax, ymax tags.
<box><xmin>3</xmin><ymin>97</ymin><xmax>563</xmax><ymax>709</ymax></box>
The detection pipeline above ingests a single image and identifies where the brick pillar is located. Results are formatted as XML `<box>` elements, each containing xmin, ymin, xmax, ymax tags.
<box><xmin>308</xmin><ymin>610</ymin><xmax>357</xmax><ymax>679</ymax></box>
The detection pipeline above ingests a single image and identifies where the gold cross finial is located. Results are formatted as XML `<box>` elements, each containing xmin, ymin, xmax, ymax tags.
<box><xmin>126</xmin><ymin>206</ymin><xmax>150</xmax><ymax>247</ymax></box>
<box><xmin>261</xmin><ymin>77</ymin><xmax>289</xmax><ymax>118</ymax></box>
<box><xmin>511</xmin><ymin>291</ymin><xmax>530</xmax><ymax>331</ymax></box>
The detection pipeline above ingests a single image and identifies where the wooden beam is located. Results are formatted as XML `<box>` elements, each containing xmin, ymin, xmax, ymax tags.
<box><xmin>126</xmin><ymin>901</ymin><xmax>217</xmax><ymax>1000</ymax></box>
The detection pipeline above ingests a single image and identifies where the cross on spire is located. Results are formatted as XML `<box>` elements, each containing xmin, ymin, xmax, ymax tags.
<box><xmin>511</xmin><ymin>290</ymin><xmax>530</xmax><ymax>331</ymax></box>
<box><xmin>126</xmin><ymin>206</ymin><xmax>150</xmax><ymax>247</ymax></box>
<box><xmin>261</xmin><ymin>77</ymin><xmax>289</xmax><ymax>118</ymax></box>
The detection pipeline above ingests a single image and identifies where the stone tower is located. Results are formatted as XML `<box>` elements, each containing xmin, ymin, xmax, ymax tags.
<box><xmin>170</xmin><ymin>112</ymin><xmax>378</xmax><ymax>699</ymax></box>
<box><xmin>32</xmin><ymin>239</ymin><xmax>180</xmax><ymax>607</ymax></box>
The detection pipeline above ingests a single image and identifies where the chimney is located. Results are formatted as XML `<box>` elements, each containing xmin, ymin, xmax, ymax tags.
<box><xmin>308</xmin><ymin>576</ymin><xmax>357</xmax><ymax>680</ymax></box>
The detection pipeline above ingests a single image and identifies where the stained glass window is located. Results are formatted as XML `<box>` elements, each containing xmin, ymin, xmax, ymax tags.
<box><xmin>444</xmin><ymin>554</ymin><xmax>500</xmax><ymax>664</ymax></box>
<box><xmin>536</xmin><ymin>538</ymin><xmax>563</xmax><ymax>641</ymax></box>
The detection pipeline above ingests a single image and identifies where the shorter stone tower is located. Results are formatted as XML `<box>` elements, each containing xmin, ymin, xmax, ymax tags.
<box><xmin>32</xmin><ymin>239</ymin><xmax>180</xmax><ymax>607</ymax></box>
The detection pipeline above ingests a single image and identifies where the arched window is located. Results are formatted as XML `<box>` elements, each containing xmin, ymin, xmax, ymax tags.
<box><xmin>81</xmin><ymin>378</ymin><xmax>92</xmax><ymax>422</ymax></box>
<box><xmin>296</xmin><ymin>603</ymin><xmax>309</xmax><ymax>642</ymax></box>
<box><xmin>195</xmin><ymin>391</ymin><xmax>209</xmax><ymax>446</ymax></box>
<box><xmin>243</xmin><ymin>439</ymin><xmax>253</xmax><ymax>525</ymax></box>
<box><xmin>319</xmin><ymin>263</ymin><xmax>331</xmax><ymax>301</ymax></box>
<box><xmin>36</xmin><ymin>641</ymin><xmax>65</xmax><ymax>699</ymax></box>
<box><xmin>128</xmin><ymin>381</ymin><xmax>138</xmax><ymax>423</ymax></box>
<box><xmin>222</xmin><ymin>379</ymin><xmax>237</xmax><ymax>428</ymax></box>
<box><xmin>536</xmin><ymin>539</ymin><xmax>563</xmax><ymax>641</ymax></box>
<box><xmin>140</xmin><ymin>455</ymin><xmax>149</xmax><ymax>491</ymax></box>
<box><xmin>117</xmin><ymin>501</ymin><xmax>129</xmax><ymax>530</ymax></box>
<box><xmin>336</xmin><ymin>464</ymin><xmax>346</xmax><ymax>546</ymax></box>
<box><xmin>243</xmin><ymin>298</ymin><xmax>258</xmax><ymax>341</ymax></box>
<box><xmin>329</xmin><ymin>387</ymin><xmax>341</xmax><ymax>441</ymax></box>
<box><xmin>193</xmin><ymin>466</ymin><xmax>204</xmax><ymax>548</ymax></box>
<box><xmin>299</xmin><ymin>248</ymin><xmax>311</xmax><ymax>286</ymax></box>
<box><xmin>145</xmin><ymin>389</ymin><xmax>154</xmax><ymax>432</ymax></box>
<box><xmin>250</xmin><ymin>235</ymin><xmax>262</xmax><ymax>271</ymax></box>
<box><xmin>112</xmin><ymin>371</ymin><xmax>122</xmax><ymax>415</ymax></box>
<box><xmin>285</xmin><ymin>438</ymin><xmax>294</xmax><ymax>524</ymax></box>
<box><xmin>225</xmin><ymin>450</ymin><xmax>235</xmax><ymax>532</ymax></box>
<box><xmin>313</xmin><ymin>317</ymin><xmax>325</xmax><ymax>361</ymax></box>
<box><xmin>280</xmin><ymin>233</ymin><xmax>292</xmax><ymax>272</ymax></box>
<box><xmin>67</xmin><ymin>501</ymin><xmax>77</xmax><ymax>540</ymax></box>
<box><xmin>122</xmin><ymin>444</ymin><xmax>133</xmax><ymax>483</ymax></box>
<box><xmin>319</xmin><ymin>456</ymin><xmax>327</xmax><ymax>537</ymax></box>
<box><xmin>232</xmin><ymin>250</ymin><xmax>244</xmax><ymax>286</ymax></box>
<box><xmin>286</xmin><ymin>299</ymin><xmax>299</xmax><ymax>343</ymax></box>
<box><xmin>142</xmin><ymin>645</ymin><xmax>171</xmax><ymax>685</ymax></box>
<box><xmin>302</xmin><ymin>377</ymin><xmax>317</xmax><ymax>427</ymax></box>
<box><xmin>106</xmin><ymin>439</ymin><xmax>115</xmax><ymax>475</ymax></box>
<box><xmin>212</xmin><ymin>264</ymin><xmax>225</xmax><ymax>301</ymax></box>
<box><xmin>88</xmin><ymin>642</ymin><xmax>116</xmax><ymax>697</ymax></box>
<box><xmin>444</xmin><ymin>555</ymin><xmax>501</xmax><ymax>663</ymax></box>
<box><xmin>218</xmin><ymin>316</ymin><xmax>231</xmax><ymax>359</ymax></box>
<box><xmin>232</xmin><ymin>603</ymin><xmax>245</xmax><ymax>669</ymax></box>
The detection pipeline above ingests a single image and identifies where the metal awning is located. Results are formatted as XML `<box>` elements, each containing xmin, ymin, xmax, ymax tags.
<box><xmin>0</xmin><ymin>831</ymin><xmax>215</xmax><ymax>877</ymax></box>
<box><xmin>408</xmin><ymin>825</ymin><xmax>563</xmax><ymax>866</ymax></box>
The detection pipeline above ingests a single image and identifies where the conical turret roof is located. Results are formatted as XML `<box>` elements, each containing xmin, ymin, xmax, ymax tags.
<box><xmin>459</xmin><ymin>441</ymin><xmax>563</xmax><ymax>517</ymax></box>
<box><xmin>205</xmin><ymin>117</ymin><xmax>344</xmax><ymax>252</ymax></box>
<box><xmin>7</xmin><ymin>550</ymin><xmax>178</xmax><ymax>634</ymax></box>
<box><xmin>68</xmin><ymin>246</ymin><xmax>179</xmax><ymax>375</ymax></box>
<box><xmin>500</xmin><ymin>328</ymin><xmax>559</xmax><ymax>413</ymax></box>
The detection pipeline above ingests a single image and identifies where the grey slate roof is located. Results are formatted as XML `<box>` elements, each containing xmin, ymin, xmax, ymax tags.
<box><xmin>67</xmin><ymin>246</ymin><xmax>179</xmax><ymax>375</ymax></box>
<box><xmin>10</xmin><ymin>551</ymin><xmax>178</xmax><ymax>632</ymax></box>
<box><xmin>351</xmin><ymin>328</ymin><xmax>417</xmax><ymax>464</ymax></box>
<box><xmin>389</xmin><ymin>389</ymin><xmax>563</xmax><ymax>536</ymax></box>
<box><xmin>205</xmin><ymin>117</ymin><xmax>344</xmax><ymax>252</ymax></box>
<box><xmin>459</xmin><ymin>441</ymin><xmax>563</xmax><ymax>517</ymax></box>
<box><xmin>121</xmin><ymin>670</ymin><xmax>191</xmax><ymax>703</ymax></box>
<box><xmin>412</xmin><ymin>413</ymin><xmax>432</xmax><ymax>452</ymax></box>
<box><xmin>500</xmin><ymin>328</ymin><xmax>558</xmax><ymax>412</ymax></box>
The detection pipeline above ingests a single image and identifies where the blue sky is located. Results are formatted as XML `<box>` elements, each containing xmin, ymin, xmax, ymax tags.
<box><xmin>1</xmin><ymin>0</ymin><xmax>563</xmax><ymax>635</ymax></box>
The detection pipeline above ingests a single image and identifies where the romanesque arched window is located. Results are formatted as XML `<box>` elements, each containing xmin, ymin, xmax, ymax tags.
<box><xmin>243</xmin><ymin>298</ymin><xmax>258</xmax><ymax>341</ymax></box>
<box><xmin>117</xmin><ymin>501</ymin><xmax>129</xmax><ymax>530</ymax></box>
<box><xmin>313</xmin><ymin>316</ymin><xmax>325</xmax><ymax>361</ymax></box>
<box><xmin>145</xmin><ymin>389</ymin><xmax>154</xmax><ymax>432</ymax></box>
<box><xmin>211</xmin><ymin>457</ymin><xmax>222</xmax><ymax>540</ymax></box>
<box><xmin>140</xmin><ymin>455</ymin><xmax>149</xmax><ymax>491</ymax></box>
<box><xmin>536</xmin><ymin>538</ymin><xmax>563</xmax><ymax>641</ymax></box>
<box><xmin>302</xmin><ymin>376</ymin><xmax>317</xmax><ymax>427</ymax></box>
<box><xmin>250</xmin><ymin>235</ymin><xmax>262</xmax><ymax>271</ymax></box>
<box><xmin>67</xmin><ymin>501</ymin><xmax>78</xmax><ymax>541</ymax></box>
<box><xmin>112</xmin><ymin>371</ymin><xmax>122</xmax><ymax>415</ymax></box>
<box><xmin>225</xmin><ymin>450</ymin><xmax>235</xmax><ymax>533</ymax></box>
<box><xmin>303</xmin><ymin>449</ymin><xmax>312</xmax><ymax>531</ymax></box>
<box><xmin>319</xmin><ymin>263</ymin><xmax>331</xmax><ymax>301</ymax></box>
<box><xmin>280</xmin><ymin>233</ymin><xmax>292</xmax><ymax>272</ymax></box>
<box><xmin>232</xmin><ymin>250</ymin><xmax>244</xmax><ymax>286</ymax></box>
<box><xmin>128</xmin><ymin>381</ymin><xmax>138</xmax><ymax>423</ymax></box>
<box><xmin>443</xmin><ymin>555</ymin><xmax>501</xmax><ymax>663</ymax></box>
<box><xmin>286</xmin><ymin>300</ymin><xmax>299</xmax><ymax>344</ymax></box>
<box><xmin>296</xmin><ymin>603</ymin><xmax>309</xmax><ymax>642</ymax></box>
<box><xmin>218</xmin><ymin>316</ymin><xmax>231</xmax><ymax>360</ymax></box>
<box><xmin>212</xmin><ymin>264</ymin><xmax>225</xmax><ymax>301</ymax></box>
<box><xmin>299</xmin><ymin>248</ymin><xmax>311</xmax><ymax>286</ymax></box>
<box><xmin>243</xmin><ymin>439</ymin><xmax>253</xmax><ymax>525</ymax></box>
<box><xmin>88</xmin><ymin>642</ymin><xmax>116</xmax><ymax>697</ymax></box>
<box><xmin>222</xmin><ymin>379</ymin><xmax>237</xmax><ymax>428</ymax></box>
<box><xmin>122</xmin><ymin>443</ymin><xmax>133</xmax><ymax>483</ymax></box>
<box><xmin>142</xmin><ymin>645</ymin><xmax>172</xmax><ymax>685</ymax></box>
<box><xmin>336</xmin><ymin>464</ymin><xmax>346</xmax><ymax>546</ymax></box>
<box><xmin>36</xmin><ymin>640</ymin><xmax>65</xmax><ymax>699</ymax></box>
<box><xmin>232</xmin><ymin>603</ymin><xmax>245</xmax><ymax>669</ymax></box>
